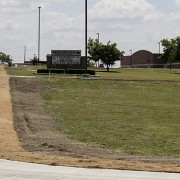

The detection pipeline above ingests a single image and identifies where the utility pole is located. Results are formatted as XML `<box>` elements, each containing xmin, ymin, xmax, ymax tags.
<box><xmin>38</xmin><ymin>7</ymin><xmax>41</xmax><ymax>62</ymax></box>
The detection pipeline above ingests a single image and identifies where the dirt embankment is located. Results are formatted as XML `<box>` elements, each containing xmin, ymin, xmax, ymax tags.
<box><xmin>0</xmin><ymin>65</ymin><xmax>180</xmax><ymax>172</ymax></box>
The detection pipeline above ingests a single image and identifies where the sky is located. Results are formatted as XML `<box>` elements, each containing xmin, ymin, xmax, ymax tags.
<box><xmin>0</xmin><ymin>0</ymin><xmax>180</xmax><ymax>63</ymax></box>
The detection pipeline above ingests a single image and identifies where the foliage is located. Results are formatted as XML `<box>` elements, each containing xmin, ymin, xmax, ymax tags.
<box><xmin>88</xmin><ymin>38</ymin><xmax>124</xmax><ymax>71</ymax></box>
<box><xmin>30</xmin><ymin>55</ymin><xmax>38</xmax><ymax>66</ymax></box>
<box><xmin>87</xmin><ymin>38</ymin><xmax>101</xmax><ymax>63</ymax></box>
<box><xmin>67</xmin><ymin>69</ymin><xmax>95</xmax><ymax>75</ymax></box>
<box><xmin>37</xmin><ymin>69</ymin><xmax>95</xmax><ymax>75</ymax></box>
<box><xmin>87</xmin><ymin>58</ymin><xmax>95</xmax><ymax>67</ymax></box>
<box><xmin>0</xmin><ymin>52</ymin><xmax>11</xmax><ymax>63</ymax></box>
<box><xmin>161</xmin><ymin>36</ymin><xmax>180</xmax><ymax>69</ymax></box>
<box><xmin>100</xmin><ymin>41</ymin><xmax>124</xmax><ymax>71</ymax></box>
<box><xmin>37</xmin><ymin>69</ymin><xmax>64</xmax><ymax>74</ymax></box>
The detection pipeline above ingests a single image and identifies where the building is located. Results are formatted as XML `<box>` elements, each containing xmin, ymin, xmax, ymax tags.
<box><xmin>121</xmin><ymin>50</ymin><xmax>180</xmax><ymax>69</ymax></box>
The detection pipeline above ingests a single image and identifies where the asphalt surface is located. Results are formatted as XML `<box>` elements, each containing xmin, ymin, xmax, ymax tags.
<box><xmin>0</xmin><ymin>159</ymin><xmax>179</xmax><ymax>180</ymax></box>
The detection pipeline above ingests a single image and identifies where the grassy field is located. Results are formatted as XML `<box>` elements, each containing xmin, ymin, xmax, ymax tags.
<box><xmin>5</xmin><ymin>65</ymin><xmax>45</xmax><ymax>76</ymax></box>
<box><xmin>43</xmin><ymin>78</ymin><xmax>180</xmax><ymax>158</ymax></box>
<box><xmin>5</xmin><ymin>65</ymin><xmax>180</xmax><ymax>81</ymax></box>
<box><xmin>6</xmin><ymin>66</ymin><xmax>180</xmax><ymax>157</ymax></box>
<box><xmin>96</xmin><ymin>68</ymin><xmax>180</xmax><ymax>81</ymax></box>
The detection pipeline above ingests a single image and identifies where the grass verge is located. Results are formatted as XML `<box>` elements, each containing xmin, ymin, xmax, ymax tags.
<box><xmin>6</xmin><ymin>66</ymin><xmax>180</xmax><ymax>157</ymax></box>
<box><xmin>96</xmin><ymin>68</ymin><xmax>180</xmax><ymax>81</ymax></box>
<box><xmin>43</xmin><ymin>78</ymin><xmax>180</xmax><ymax>158</ymax></box>
<box><xmin>5</xmin><ymin>65</ymin><xmax>45</xmax><ymax>76</ymax></box>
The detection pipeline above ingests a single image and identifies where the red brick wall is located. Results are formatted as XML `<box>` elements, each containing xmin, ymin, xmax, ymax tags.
<box><xmin>121</xmin><ymin>50</ymin><xmax>162</xmax><ymax>67</ymax></box>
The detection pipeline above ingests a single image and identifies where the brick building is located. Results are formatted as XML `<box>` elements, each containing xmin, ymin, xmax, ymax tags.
<box><xmin>121</xmin><ymin>49</ymin><xmax>180</xmax><ymax>68</ymax></box>
<box><xmin>121</xmin><ymin>50</ymin><xmax>163</xmax><ymax>68</ymax></box>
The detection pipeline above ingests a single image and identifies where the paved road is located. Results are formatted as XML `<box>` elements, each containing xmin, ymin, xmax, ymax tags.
<box><xmin>0</xmin><ymin>160</ymin><xmax>179</xmax><ymax>180</ymax></box>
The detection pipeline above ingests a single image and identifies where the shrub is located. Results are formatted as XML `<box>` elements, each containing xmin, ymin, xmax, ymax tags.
<box><xmin>37</xmin><ymin>69</ymin><xmax>95</xmax><ymax>75</ymax></box>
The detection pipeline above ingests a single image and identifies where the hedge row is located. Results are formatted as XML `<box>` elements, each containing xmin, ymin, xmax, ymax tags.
<box><xmin>37</xmin><ymin>69</ymin><xmax>95</xmax><ymax>75</ymax></box>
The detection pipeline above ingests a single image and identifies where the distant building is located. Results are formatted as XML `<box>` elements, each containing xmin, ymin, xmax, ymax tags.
<box><xmin>121</xmin><ymin>50</ymin><xmax>180</xmax><ymax>69</ymax></box>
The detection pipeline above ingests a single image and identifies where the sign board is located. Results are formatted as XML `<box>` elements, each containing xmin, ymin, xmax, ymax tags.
<box><xmin>51</xmin><ymin>50</ymin><xmax>81</xmax><ymax>65</ymax></box>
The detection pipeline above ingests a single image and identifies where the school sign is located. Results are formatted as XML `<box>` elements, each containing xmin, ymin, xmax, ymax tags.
<box><xmin>47</xmin><ymin>50</ymin><xmax>86</xmax><ymax>69</ymax></box>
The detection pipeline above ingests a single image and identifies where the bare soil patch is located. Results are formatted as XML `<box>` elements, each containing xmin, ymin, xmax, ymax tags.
<box><xmin>10</xmin><ymin>77</ymin><xmax>128</xmax><ymax>159</ymax></box>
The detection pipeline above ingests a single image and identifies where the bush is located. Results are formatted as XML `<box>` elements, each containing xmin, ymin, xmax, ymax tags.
<box><xmin>37</xmin><ymin>69</ymin><xmax>95</xmax><ymax>75</ymax></box>
<box><xmin>67</xmin><ymin>69</ymin><xmax>95</xmax><ymax>75</ymax></box>
<box><xmin>37</xmin><ymin>69</ymin><xmax>65</xmax><ymax>74</ymax></box>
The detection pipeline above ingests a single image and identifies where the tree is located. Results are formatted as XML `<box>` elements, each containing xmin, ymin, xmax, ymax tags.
<box><xmin>99</xmin><ymin>41</ymin><xmax>124</xmax><ymax>72</ymax></box>
<box><xmin>87</xmin><ymin>58</ymin><xmax>95</xmax><ymax>67</ymax></box>
<box><xmin>30</xmin><ymin>55</ymin><xmax>38</xmax><ymax>66</ymax></box>
<box><xmin>87</xmin><ymin>38</ymin><xmax>101</xmax><ymax>65</ymax></box>
<box><xmin>161</xmin><ymin>36</ymin><xmax>180</xmax><ymax>69</ymax></box>
<box><xmin>88</xmin><ymin>38</ymin><xmax>124</xmax><ymax>72</ymax></box>
<box><xmin>0</xmin><ymin>52</ymin><xmax>11</xmax><ymax>63</ymax></box>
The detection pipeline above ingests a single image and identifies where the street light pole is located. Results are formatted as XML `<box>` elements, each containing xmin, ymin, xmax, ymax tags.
<box><xmin>96</xmin><ymin>32</ymin><xmax>99</xmax><ymax>67</ymax></box>
<box><xmin>129</xmin><ymin>50</ymin><xmax>132</xmax><ymax>67</ymax></box>
<box><xmin>158</xmin><ymin>42</ymin><xmax>161</xmax><ymax>54</ymax></box>
<box><xmin>85</xmin><ymin>0</ymin><xmax>88</xmax><ymax>73</ymax></box>
<box><xmin>38</xmin><ymin>7</ymin><xmax>41</xmax><ymax>62</ymax></box>
<box><xmin>96</xmin><ymin>33</ymin><xmax>99</xmax><ymax>43</ymax></box>
<box><xmin>24</xmin><ymin>46</ymin><xmax>26</xmax><ymax>65</ymax></box>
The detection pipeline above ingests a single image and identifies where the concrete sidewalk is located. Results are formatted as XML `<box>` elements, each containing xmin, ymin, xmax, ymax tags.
<box><xmin>0</xmin><ymin>159</ymin><xmax>180</xmax><ymax>180</ymax></box>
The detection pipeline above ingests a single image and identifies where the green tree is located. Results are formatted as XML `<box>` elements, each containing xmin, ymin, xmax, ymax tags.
<box><xmin>87</xmin><ymin>38</ymin><xmax>101</xmax><ymax>66</ymax></box>
<box><xmin>99</xmin><ymin>41</ymin><xmax>124</xmax><ymax>72</ymax></box>
<box><xmin>30</xmin><ymin>55</ymin><xmax>38</xmax><ymax>66</ymax></box>
<box><xmin>161</xmin><ymin>36</ymin><xmax>180</xmax><ymax>69</ymax></box>
<box><xmin>87</xmin><ymin>58</ymin><xmax>95</xmax><ymax>67</ymax></box>
<box><xmin>88</xmin><ymin>38</ymin><xmax>124</xmax><ymax>72</ymax></box>
<box><xmin>0</xmin><ymin>52</ymin><xmax>11</xmax><ymax>63</ymax></box>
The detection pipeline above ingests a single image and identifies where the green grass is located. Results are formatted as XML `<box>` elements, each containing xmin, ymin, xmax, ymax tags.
<box><xmin>6</xmin><ymin>65</ymin><xmax>180</xmax><ymax>157</ymax></box>
<box><xmin>43</xmin><ymin>78</ymin><xmax>180</xmax><ymax>158</ymax></box>
<box><xmin>5</xmin><ymin>65</ymin><xmax>180</xmax><ymax>81</ymax></box>
<box><xmin>96</xmin><ymin>68</ymin><xmax>180</xmax><ymax>81</ymax></box>
<box><xmin>5</xmin><ymin>65</ymin><xmax>48</xmax><ymax>76</ymax></box>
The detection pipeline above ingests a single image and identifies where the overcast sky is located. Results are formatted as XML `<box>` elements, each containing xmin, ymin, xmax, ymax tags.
<box><xmin>0</xmin><ymin>0</ymin><xmax>180</xmax><ymax>63</ymax></box>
